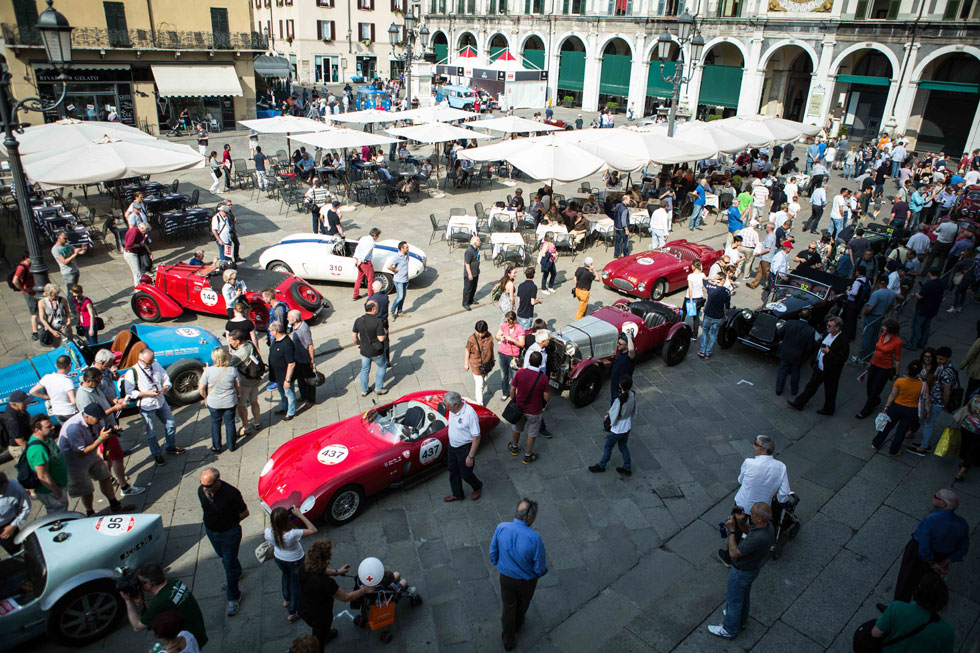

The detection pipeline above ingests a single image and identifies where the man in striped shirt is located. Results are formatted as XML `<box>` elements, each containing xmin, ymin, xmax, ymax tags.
<box><xmin>304</xmin><ymin>178</ymin><xmax>332</xmax><ymax>234</ymax></box>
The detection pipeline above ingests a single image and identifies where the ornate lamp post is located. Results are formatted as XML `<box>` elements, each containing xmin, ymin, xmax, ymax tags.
<box><xmin>0</xmin><ymin>0</ymin><xmax>74</xmax><ymax>287</ymax></box>
<box><xmin>388</xmin><ymin>1</ymin><xmax>429</xmax><ymax>107</ymax></box>
<box><xmin>655</xmin><ymin>11</ymin><xmax>705</xmax><ymax>138</ymax></box>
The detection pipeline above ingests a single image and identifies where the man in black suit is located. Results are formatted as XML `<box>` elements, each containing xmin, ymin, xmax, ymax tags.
<box><xmin>788</xmin><ymin>316</ymin><xmax>849</xmax><ymax>415</ymax></box>
<box><xmin>775</xmin><ymin>308</ymin><xmax>816</xmax><ymax>396</ymax></box>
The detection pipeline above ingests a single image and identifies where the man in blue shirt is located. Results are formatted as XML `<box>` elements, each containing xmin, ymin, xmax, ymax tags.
<box><xmin>689</xmin><ymin>177</ymin><xmax>708</xmax><ymax>230</ymax></box>
<box><xmin>490</xmin><ymin>499</ymin><xmax>548</xmax><ymax>651</ymax></box>
<box><xmin>888</xmin><ymin>488</ymin><xmax>968</xmax><ymax>605</ymax></box>
<box><xmin>857</xmin><ymin>276</ymin><xmax>895</xmax><ymax>361</ymax></box>
<box><xmin>613</xmin><ymin>195</ymin><xmax>632</xmax><ymax>258</ymax></box>
<box><xmin>910</xmin><ymin>267</ymin><xmax>945</xmax><ymax>350</ymax></box>
<box><xmin>806</xmin><ymin>139</ymin><xmax>820</xmax><ymax>175</ymax></box>
<box><xmin>726</xmin><ymin>204</ymin><xmax>744</xmax><ymax>249</ymax></box>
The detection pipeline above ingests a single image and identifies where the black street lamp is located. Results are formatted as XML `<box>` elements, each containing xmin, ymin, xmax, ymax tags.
<box><xmin>0</xmin><ymin>0</ymin><xmax>74</xmax><ymax>288</ymax></box>
<box><xmin>389</xmin><ymin>1</ymin><xmax>429</xmax><ymax>108</ymax></box>
<box><xmin>655</xmin><ymin>11</ymin><xmax>704</xmax><ymax>138</ymax></box>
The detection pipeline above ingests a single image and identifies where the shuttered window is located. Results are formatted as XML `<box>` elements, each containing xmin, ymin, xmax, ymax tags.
<box><xmin>211</xmin><ymin>8</ymin><xmax>231</xmax><ymax>48</ymax></box>
<box><xmin>317</xmin><ymin>21</ymin><xmax>336</xmax><ymax>40</ymax></box>
<box><xmin>104</xmin><ymin>2</ymin><xmax>130</xmax><ymax>47</ymax></box>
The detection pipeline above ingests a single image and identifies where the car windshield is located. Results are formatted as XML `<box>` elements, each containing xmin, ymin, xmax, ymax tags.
<box><xmin>966</xmin><ymin>191</ymin><xmax>980</xmax><ymax>201</ymax></box>
<box><xmin>363</xmin><ymin>400</ymin><xmax>447</xmax><ymax>444</ymax></box>
<box><xmin>775</xmin><ymin>275</ymin><xmax>830</xmax><ymax>300</ymax></box>
<box><xmin>364</xmin><ymin>409</ymin><xmax>412</xmax><ymax>444</ymax></box>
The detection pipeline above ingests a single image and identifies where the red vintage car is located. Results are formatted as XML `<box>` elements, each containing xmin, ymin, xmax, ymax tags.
<box><xmin>543</xmin><ymin>117</ymin><xmax>574</xmax><ymax>131</ymax></box>
<box><xmin>131</xmin><ymin>262</ymin><xmax>327</xmax><ymax>326</ymax></box>
<box><xmin>601</xmin><ymin>239</ymin><xmax>724</xmax><ymax>300</ymax></box>
<box><xmin>258</xmin><ymin>391</ymin><xmax>500</xmax><ymax>524</ymax></box>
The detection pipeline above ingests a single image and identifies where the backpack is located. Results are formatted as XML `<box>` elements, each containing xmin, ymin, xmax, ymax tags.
<box><xmin>854</xmin><ymin>278</ymin><xmax>871</xmax><ymax>308</ymax></box>
<box><xmin>16</xmin><ymin>439</ymin><xmax>47</xmax><ymax>490</ymax></box>
<box><xmin>942</xmin><ymin>364</ymin><xmax>964</xmax><ymax>412</ymax></box>
<box><xmin>239</xmin><ymin>346</ymin><xmax>268</xmax><ymax>380</ymax></box>
<box><xmin>490</xmin><ymin>282</ymin><xmax>503</xmax><ymax>302</ymax></box>
<box><xmin>6</xmin><ymin>264</ymin><xmax>26</xmax><ymax>291</ymax></box>
<box><xmin>270</xmin><ymin>301</ymin><xmax>289</xmax><ymax>328</ymax></box>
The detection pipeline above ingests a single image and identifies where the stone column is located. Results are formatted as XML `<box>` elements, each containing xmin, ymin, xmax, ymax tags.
<box><xmin>737</xmin><ymin>36</ymin><xmax>764</xmax><ymax>116</ymax></box>
<box><xmin>627</xmin><ymin>34</ymin><xmax>649</xmax><ymax>118</ymax></box>
<box><xmin>890</xmin><ymin>43</ymin><xmax>920</xmax><ymax>137</ymax></box>
<box><xmin>583</xmin><ymin>55</ymin><xmax>602</xmax><ymax>112</ymax></box>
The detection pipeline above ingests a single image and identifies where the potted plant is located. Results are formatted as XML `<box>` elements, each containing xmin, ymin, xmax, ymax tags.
<box><xmin>706</xmin><ymin>113</ymin><xmax>722</xmax><ymax>121</ymax></box>
<box><xmin>361</xmin><ymin>39</ymin><xmax>372</xmax><ymax>47</ymax></box>
<box><xmin>605</xmin><ymin>101</ymin><xmax>618</xmax><ymax>113</ymax></box>
<box><xmin>562</xmin><ymin>95</ymin><xmax>574</xmax><ymax>107</ymax></box>
<box><xmin>323</xmin><ymin>37</ymin><xmax>332</xmax><ymax>43</ymax></box>
<box><xmin>286</xmin><ymin>36</ymin><xmax>294</xmax><ymax>45</ymax></box>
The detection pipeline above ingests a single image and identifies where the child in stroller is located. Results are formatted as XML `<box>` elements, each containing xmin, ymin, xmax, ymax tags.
<box><xmin>350</xmin><ymin>560</ymin><xmax>423</xmax><ymax>643</ymax></box>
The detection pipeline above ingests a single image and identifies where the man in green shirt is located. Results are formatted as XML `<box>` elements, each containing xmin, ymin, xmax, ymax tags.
<box><xmin>123</xmin><ymin>563</ymin><xmax>208</xmax><ymax>648</ymax></box>
<box><xmin>25</xmin><ymin>415</ymin><xmax>69</xmax><ymax>513</ymax></box>
<box><xmin>872</xmin><ymin>573</ymin><xmax>954</xmax><ymax>653</ymax></box>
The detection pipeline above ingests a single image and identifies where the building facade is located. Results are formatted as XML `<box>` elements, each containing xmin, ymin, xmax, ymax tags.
<box><xmin>251</xmin><ymin>0</ymin><xmax>418</xmax><ymax>86</ymax></box>
<box><xmin>424</xmin><ymin>0</ymin><xmax>980</xmax><ymax>154</ymax></box>
<box><xmin>0</xmin><ymin>0</ymin><xmax>266</xmax><ymax>133</ymax></box>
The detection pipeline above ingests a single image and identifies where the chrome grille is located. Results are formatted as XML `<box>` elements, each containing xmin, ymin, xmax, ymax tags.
<box><xmin>612</xmin><ymin>278</ymin><xmax>635</xmax><ymax>291</ymax></box>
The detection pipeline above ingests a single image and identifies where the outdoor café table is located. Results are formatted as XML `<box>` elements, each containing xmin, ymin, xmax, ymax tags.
<box><xmin>588</xmin><ymin>216</ymin><xmax>615</xmax><ymax>235</ymax></box>
<box><xmin>487</xmin><ymin>207</ymin><xmax>519</xmax><ymax>229</ymax></box>
<box><xmin>630</xmin><ymin>209</ymin><xmax>651</xmax><ymax>230</ymax></box>
<box><xmin>490</xmin><ymin>232</ymin><xmax>525</xmax><ymax>259</ymax></box>
<box><xmin>535</xmin><ymin>223</ymin><xmax>567</xmax><ymax>245</ymax></box>
<box><xmin>446</xmin><ymin>215</ymin><xmax>478</xmax><ymax>239</ymax></box>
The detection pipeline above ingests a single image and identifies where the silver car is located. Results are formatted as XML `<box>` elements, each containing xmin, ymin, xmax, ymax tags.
<box><xmin>1</xmin><ymin>512</ymin><xmax>164</xmax><ymax>650</ymax></box>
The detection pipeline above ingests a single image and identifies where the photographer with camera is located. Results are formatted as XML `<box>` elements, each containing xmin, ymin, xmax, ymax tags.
<box><xmin>121</xmin><ymin>562</ymin><xmax>208</xmax><ymax>649</ymax></box>
<box><xmin>56</xmin><ymin>404</ymin><xmax>134</xmax><ymax>517</ymax></box>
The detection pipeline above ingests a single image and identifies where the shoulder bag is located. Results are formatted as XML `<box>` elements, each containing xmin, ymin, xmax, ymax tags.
<box><xmin>502</xmin><ymin>371</ymin><xmax>542</xmax><ymax>425</ymax></box>
<box><xmin>852</xmin><ymin>612</ymin><xmax>939</xmax><ymax>653</ymax></box>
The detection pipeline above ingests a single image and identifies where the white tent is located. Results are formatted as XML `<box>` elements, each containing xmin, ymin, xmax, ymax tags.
<box><xmin>459</xmin><ymin>134</ymin><xmax>606</xmax><ymax>184</ymax></box>
<box><xmin>395</xmin><ymin>106</ymin><xmax>476</xmax><ymax>124</ymax></box>
<box><xmin>704</xmin><ymin>118</ymin><xmax>774</xmax><ymax>149</ymax></box>
<box><xmin>465</xmin><ymin>115</ymin><xmax>561</xmax><ymax>135</ymax></box>
<box><xmin>7</xmin><ymin>119</ymin><xmax>203</xmax><ymax>186</ymax></box>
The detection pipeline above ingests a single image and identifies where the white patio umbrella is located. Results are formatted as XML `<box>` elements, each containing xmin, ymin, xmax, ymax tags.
<box><xmin>291</xmin><ymin>128</ymin><xmax>401</xmax><ymax>198</ymax></box>
<box><xmin>396</xmin><ymin>105</ymin><xmax>476</xmax><ymax>124</ymax></box>
<box><xmin>459</xmin><ymin>133</ymin><xmax>606</xmax><ymax>184</ymax></box>
<box><xmin>639</xmin><ymin>121</ymin><xmax>749</xmax><ymax>156</ymax></box>
<box><xmin>767</xmin><ymin>117</ymin><xmax>822</xmax><ymax>139</ymax></box>
<box><xmin>704</xmin><ymin>118</ymin><xmax>773</xmax><ymax>149</ymax></box>
<box><xmin>238</xmin><ymin>115</ymin><xmax>334</xmax><ymax>156</ymax></box>
<box><xmin>562</xmin><ymin>127</ymin><xmax>715</xmax><ymax>170</ymax></box>
<box><xmin>331</xmin><ymin>109</ymin><xmax>402</xmax><ymax>125</ymax></box>
<box><xmin>385</xmin><ymin>122</ymin><xmax>493</xmax><ymax>181</ymax></box>
<box><xmin>466</xmin><ymin>115</ymin><xmax>562</xmax><ymax>135</ymax></box>
<box><xmin>710</xmin><ymin>116</ymin><xmax>803</xmax><ymax>146</ymax></box>
<box><xmin>7</xmin><ymin>120</ymin><xmax>203</xmax><ymax>186</ymax></box>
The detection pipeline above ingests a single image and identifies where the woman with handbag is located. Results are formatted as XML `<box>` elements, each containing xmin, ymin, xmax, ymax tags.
<box><xmin>947</xmin><ymin>249</ymin><xmax>976</xmax><ymax>314</ymax></box>
<box><xmin>265</xmin><ymin>506</ymin><xmax>317</xmax><ymax>623</ymax></box>
<box><xmin>538</xmin><ymin>233</ymin><xmax>559</xmax><ymax>294</ymax></box>
<box><xmin>207</xmin><ymin>151</ymin><xmax>222</xmax><ymax>194</ymax></box>
<box><xmin>196</xmin><ymin>347</ymin><xmax>241</xmax><ymax>453</ymax></box>
<box><xmin>855</xmin><ymin>319</ymin><xmax>903</xmax><ymax>419</ymax></box>
<box><xmin>684</xmin><ymin>259</ymin><xmax>706</xmax><ymax>338</ymax></box>
<box><xmin>872</xmin><ymin>360</ymin><xmax>927</xmax><ymax>456</ymax></box>
<box><xmin>464</xmin><ymin>321</ymin><xmax>495</xmax><ymax>406</ymax></box>
<box><xmin>69</xmin><ymin>284</ymin><xmax>102</xmax><ymax>346</ymax></box>
<box><xmin>37</xmin><ymin>283</ymin><xmax>71</xmax><ymax>347</ymax></box>
<box><xmin>955</xmin><ymin>387</ymin><xmax>980</xmax><ymax>482</ymax></box>
<box><xmin>496</xmin><ymin>266</ymin><xmax>518</xmax><ymax>315</ymax></box>
<box><xmin>228</xmin><ymin>330</ymin><xmax>263</xmax><ymax>437</ymax></box>
<box><xmin>588</xmin><ymin>377</ymin><xmax>636</xmax><ymax>476</ymax></box>
<box><xmin>495</xmin><ymin>311</ymin><xmax>525</xmax><ymax>403</ymax></box>
<box><xmin>221</xmin><ymin>144</ymin><xmax>233</xmax><ymax>192</ymax></box>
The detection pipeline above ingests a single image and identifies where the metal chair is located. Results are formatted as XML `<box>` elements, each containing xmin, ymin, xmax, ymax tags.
<box><xmin>474</xmin><ymin>164</ymin><xmax>493</xmax><ymax>191</ymax></box>
<box><xmin>553</xmin><ymin>232</ymin><xmax>576</xmax><ymax>260</ymax></box>
<box><xmin>449</xmin><ymin>208</ymin><xmax>466</xmax><ymax>217</ymax></box>
<box><xmin>429</xmin><ymin>213</ymin><xmax>448</xmax><ymax>244</ymax></box>
<box><xmin>489</xmin><ymin>217</ymin><xmax>512</xmax><ymax>233</ymax></box>
<box><xmin>495</xmin><ymin>243</ymin><xmax>526</xmax><ymax>268</ymax></box>
<box><xmin>448</xmin><ymin>225</ymin><xmax>472</xmax><ymax>250</ymax></box>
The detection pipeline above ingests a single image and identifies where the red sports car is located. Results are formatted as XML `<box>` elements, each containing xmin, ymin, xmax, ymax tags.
<box><xmin>131</xmin><ymin>262</ymin><xmax>327</xmax><ymax>327</ymax></box>
<box><xmin>258</xmin><ymin>391</ymin><xmax>500</xmax><ymax>524</ymax></box>
<box><xmin>601</xmin><ymin>239</ymin><xmax>724</xmax><ymax>300</ymax></box>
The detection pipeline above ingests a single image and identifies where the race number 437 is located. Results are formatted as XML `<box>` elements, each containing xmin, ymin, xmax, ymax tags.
<box><xmin>419</xmin><ymin>438</ymin><xmax>443</xmax><ymax>465</ymax></box>
<box><xmin>95</xmin><ymin>515</ymin><xmax>135</xmax><ymax>536</ymax></box>
<box><xmin>317</xmin><ymin>444</ymin><xmax>349</xmax><ymax>465</ymax></box>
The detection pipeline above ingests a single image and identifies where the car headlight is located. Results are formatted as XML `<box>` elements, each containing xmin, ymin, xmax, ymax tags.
<box><xmin>565</xmin><ymin>341</ymin><xmax>577</xmax><ymax>356</ymax></box>
<box><xmin>260</xmin><ymin>458</ymin><xmax>274</xmax><ymax>477</ymax></box>
<box><xmin>776</xmin><ymin>320</ymin><xmax>786</xmax><ymax>330</ymax></box>
<box><xmin>601</xmin><ymin>270</ymin><xmax>609</xmax><ymax>279</ymax></box>
<box><xmin>300</xmin><ymin>495</ymin><xmax>317</xmax><ymax>514</ymax></box>
<box><xmin>741</xmin><ymin>309</ymin><xmax>753</xmax><ymax>320</ymax></box>
<box><xmin>638</xmin><ymin>282</ymin><xmax>646</xmax><ymax>292</ymax></box>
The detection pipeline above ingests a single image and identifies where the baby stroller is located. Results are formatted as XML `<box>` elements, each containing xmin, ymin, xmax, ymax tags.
<box><xmin>350</xmin><ymin>572</ymin><xmax>423</xmax><ymax>643</ymax></box>
<box><xmin>769</xmin><ymin>492</ymin><xmax>801</xmax><ymax>559</ymax></box>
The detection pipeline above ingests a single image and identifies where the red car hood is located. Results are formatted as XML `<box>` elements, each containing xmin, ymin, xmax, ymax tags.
<box><xmin>603</xmin><ymin>250</ymin><xmax>680</xmax><ymax>280</ymax></box>
<box><xmin>258</xmin><ymin>416</ymin><xmax>380</xmax><ymax>510</ymax></box>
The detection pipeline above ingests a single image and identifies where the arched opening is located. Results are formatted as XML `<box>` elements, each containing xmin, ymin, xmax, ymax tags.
<box><xmin>645</xmin><ymin>42</ymin><xmax>680</xmax><ymax>119</ymax></box>
<box><xmin>759</xmin><ymin>46</ymin><xmax>814</xmax><ymax>122</ymax></box>
<box><xmin>598</xmin><ymin>38</ymin><xmax>632</xmax><ymax>114</ymax></box>
<box><xmin>489</xmin><ymin>33</ymin><xmax>509</xmax><ymax>62</ymax></box>
<box><xmin>698</xmin><ymin>42</ymin><xmax>744</xmax><ymax>119</ymax></box>
<box><xmin>908</xmin><ymin>53</ymin><xmax>980</xmax><ymax>156</ymax></box>
<box><xmin>431</xmin><ymin>31</ymin><xmax>449</xmax><ymax>64</ymax></box>
<box><xmin>457</xmin><ymin>32</ymin><xmax>477</xmax><ymax>54</ymax></box>
<box><xmin>557</xmin><ymin>36</ymin><xmax>586</xmax><ymax>108</ymax></box>
<box><xmin>522</xmin><ymin>35</ymin><xmax>545</xmax><ymax>71</ymax></box>
<box><xmin>831</xmin><ymin>49</ymin><xmax>893</xmax><ymax>144</ymax></box>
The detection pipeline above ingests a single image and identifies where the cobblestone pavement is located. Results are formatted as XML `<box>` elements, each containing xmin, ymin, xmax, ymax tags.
<box><xmin>3</xmin><ymin>120</ymin><xmax>978</xmax><ymax>652</ymax></box>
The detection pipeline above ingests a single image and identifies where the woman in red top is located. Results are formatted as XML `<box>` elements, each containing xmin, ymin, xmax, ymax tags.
<box><xmin>856</xmin><ymin>319</ymin><xmax>902</xmax><ymax>418</ymax></box>
<box><xmin>70</xmin><ymin>284</ymin><xmax>100</xmax><ymax>346</ymax></box>
<box><xmin>221</xmin><ymin>143</ymin><xmax>233</xmax><ymax>191</ymax></box>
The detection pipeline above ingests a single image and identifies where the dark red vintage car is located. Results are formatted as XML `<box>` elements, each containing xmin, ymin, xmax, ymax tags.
<box><xmin>546</xmin><ymin>299</ymin><xmax>691</xmax><ymax>406</ymax></box>
<box><xmin>543</xmin><ymin>117</ymin><xmax>574</xmax><ymax>131</ymax></box>
<box><xmin>131</xmin><ymin>262</ymin><xmax>327</xmax><ymax>326</ymax></box>
<box><xmin>601</xmin><ymin>239</ymin><xmax>724</xmax><ymax>300</ymax></box>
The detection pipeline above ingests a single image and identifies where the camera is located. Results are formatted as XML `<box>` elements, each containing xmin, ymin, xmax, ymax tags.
<box><xmin>116</xmin><ymin>567</ymin><xmax>142</xmax><ymax>600</ymax></box>
<box><xmin>718</xmin><ymin>506</ymin><xmax>744</xmax><ymax>539</ymax></box>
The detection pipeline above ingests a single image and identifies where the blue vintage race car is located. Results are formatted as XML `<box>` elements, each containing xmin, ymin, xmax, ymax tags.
<box><xmin>0</xmin><ymin>324</ymin><xmax>221</xmax><ymax>414</ymax></box>
<box><xmin>0</xmin><ymin>512</ymin><xmax>164</xmax><ymax>650</ymax></box>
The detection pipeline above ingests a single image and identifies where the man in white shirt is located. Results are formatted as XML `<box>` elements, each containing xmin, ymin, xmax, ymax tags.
<box><xmin>804</xmin><ymin>186</ymin><xmax>827</xmax><ymax>234</ymax></box>
<box><xmin>121</xmin><ymin>348</ymin><xmax>184</xmax><ymax>466</ymax></box>
<box><xmin>649</xmin><ymin>203</ymin><xmax>670</xmax><ymax>249</ymax></box>
<box><xmin>733</xmin><ymin>435</ymin><xmax>792</xmax><ymax>512</ymax></box>
<box><xmin>210</xmin><ymin>205</ymin><xmax>233</xmax><ymax>263</ymax></box>
<box><xmin>891</xmin><ymin>143</ymin><xmax>907</xmax><ymax>178</ymax></box>
<box><xmin>738</xmin><ymin>223</ymin><xmax>760</xmax><ymax>280</ymax></box>
<box><xmin>523</xmin><ymin>330</ymin><xmax>550</xmax><ymax>371</ymax></box>
<box><xmin>125</xmin><ymin>192</ymin><xmax>150</xmax><ymax>229</ymax></box>
<box><xmin>769</xmin><ymin>241</ymin><xmax>792</xmax><ymax>288</ymax></box>
<box><xmin>751</xmin><ymin>183</ymin><xmax>770</xmax><ymax>222</ymax></box>
<box><xmin>905</xmin><ymin>226</ymin><xmax>931</xmax><ymax>257</ymax></box>
<box><xmin>443</xmin><ymin>391</ymin><xmax>483</xmax><ymax>503</ymax></box>
<box><xmin>352</xmin><ymin>227</ymin><xmax>381</xmax><ymax>300</ymax></box>
<box><xmin>28</xmin><ymin>355</ymin><xmax>77</xmax><ymax>423</ymax></box>
<box><xmin>783</xmin><ymin>178</ymin><xmax>799</xmax><ymax>204</ymax></box>
<box><xmin>965</xmin><ymin>168</ymin><xmax>980</xmax><ymax>187</ymax></box>
<box><xmin>830</xmin><ymin>188</ymin><xmax>850</xmax><ymax>239</ymax></box>
<box><xmin>725</xmin><ymin>236</ymin><xmax>744</xmax><ymax>277</ymax></box>
<box><xmin>920</xmin><ymin>218</ymin><xmax>960</xmax><ymax>276</ymax></box>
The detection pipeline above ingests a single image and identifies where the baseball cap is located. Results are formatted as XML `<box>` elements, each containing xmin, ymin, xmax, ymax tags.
<box><xmin>8</xmin><ymin>390</ymin><xmax>33</xmax><ymax>404</ymax></box>
<box><xmin>83</xmin><ymin>403</ymin><xmax>106</xmax><ymax>420</ymax></box>
<box><xmin>218</xmin><ymin>205</ymin><xmax>230</xmax><ymax>213</ymax></box>
<box><xmin>781</xmin><ymin>240</ymin><xmax>793</xmax><ymax>249</ymax></box>
<box><xmin>583</xmin><ymin>256</ymin><xmax>594</xmax><ymax>266</ymax></box>
<box><xmin>331</xmin><ymin>200</ymin><xmax>341</xmax><ymax>207</ymax></box>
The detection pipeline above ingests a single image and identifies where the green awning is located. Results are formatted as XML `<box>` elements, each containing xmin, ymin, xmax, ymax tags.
<box><xmin>523</xmin><ymin>48</ymin><xmax>545</xmax><ymax>71</ymax></box>
<box><xmin>647</xmin><ymin>61</ymin><xmax>676</xmax><ymax>98</ymax></box>
<box><xmin>599</xmin><ymin>53</ymin><xmax>630</xmax><ymax>96</ymax></box>
<box><xmin>434</xmin><ymin>44</ymin><xmax>448</xmax><ymax>63</ymax></box>
<box><xmin>918</xmin><ymin>80</ymin><xmax>980</xmax><ymax>94</ymax></box>
<box><xmin>489</xmin><ymin>47</ymin><xmax>506</xmax><ymax>62</ymax></box>
<box><xmin>836</xmin><ymin>74</ymin><xmax>890</xmax><ymax>87</ymax></box>
<box><xmin>558</xmin><ymin>50</ymin><xmax>585</xmax><ymax>92</ymax></box>
<box><xmin>698</xmin><ymin>64</ymin><xmax>743</xmax><ymax>109</ymax></box>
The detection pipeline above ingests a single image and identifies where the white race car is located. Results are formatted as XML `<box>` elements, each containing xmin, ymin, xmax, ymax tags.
<box><xmin>259</xmin><ymin>234</ymin><xmax>427</xmax><ymax>294</ymax></box>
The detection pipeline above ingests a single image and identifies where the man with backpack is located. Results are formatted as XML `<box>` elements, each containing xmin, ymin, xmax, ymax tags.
<box><xmin>22</xmin><ymin>414</ymin><xmax>68</xmax><ymax>514</ymax></box>
<box><xmin>9</xmin><ymin>252</ymin><xmax>40</xmax><ymax>340</ymax></box>
<box><xmin>262</xmin><ymin>289</ymin><xmax>290</xmax><ymax>391</ymax></box>
<box><xmin>857</xmin><ymin>276</ymin><xmax>897</xmax><ymax>363</ymax></box>
<box><xmin>843</xmin><ymin>265</ymin><xmax>870</xmax><ymax>341</ymax></box>
<box><xmin>0</xmin><ymin>471</ymin><xmax>31</xmax><ymax>555</ymax></box>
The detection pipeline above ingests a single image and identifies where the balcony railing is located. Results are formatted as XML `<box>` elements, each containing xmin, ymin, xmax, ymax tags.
<box><xmin>1</xmin><ymin>25</ymin><xmax>268</xmax><ymax>51</ymax></box>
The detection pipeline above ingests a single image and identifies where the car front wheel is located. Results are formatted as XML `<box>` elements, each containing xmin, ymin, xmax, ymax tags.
<box><xmin>663</xmin><ymin>331</ymin><xmax>691</xmax><ymax>366</ymax></box>
<box><xmin>326</xmin><ymin>485</ymin><xmax>365</xmax><ymax>525</ymax></box>
<box><xmin>166</xmin><ymin>359</ymin><xmax>204</xmax><ymax>405</ymax></box>
<box><xmin>719</xmin><ymin>322</ymin><xmax>738</xmax><ymax>349</ymax></box>
<box><xmin>377</xmin><ymin>273</ymin><xmax>394</xmax><ymax>294</ymax></box>
<box><xmin>47</xmin><ymin>579</ymin><xmax>124</xmax><ymax>647</ymax></box>
<box><xmin>650</xmin><ymin>278</ymin><xmax>668</xmax><ymax>301</ymax></box>
<box><xmin>569</xmin><ymin>366</ymin><xmax>602</xmax><ymax>407</ymax></box>
<box><xmin>131</xmin><ymin>292</ymin><xmax>162</xmax><ymax>322</ymax></box>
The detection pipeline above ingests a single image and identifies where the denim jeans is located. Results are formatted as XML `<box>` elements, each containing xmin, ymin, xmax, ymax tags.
<box><xmin>209</xmin><ymin>406</ymin><xmax>237</xmax><ymax>451</ymax></box>
<box><xmin>689</xmin><ymin>203</ymin><xmax>705</xmax><ymax>229</ymax></box>
<box><xmin>392</xmin><ymin>280</ymin><xmax>408</xmax><ymax>315</ymax></box>
<box><xmin>919</xmin><ymin>401</ymin><xmax>945</xmax><ymax>450</ymax></box>
<box><xmin>873</xmin><ymin>403</ymin><xmax>918</xmax><ymax>454</ymax></box>
<box><xmin>540</xmin><ymin>264</ymin><xmax>557</xmax><ymax>290</ymax></box>
<box><xmin>805</xmin><ymin>159</ymin><xmax>814</xmax><ymax>175</ymax></box>
<box><xmin>275</xmin><ymin>556</ymin><xmax>304</xmax><ymax>615</ymax></box>
<box><xmin>277</xmin><ymin>383</ymin><xmax>296</xmax><ymax>417</ymax></box>
<box><xmin>910</xmin><ymin>312</ymin><xmax>933</xmax><ymax>350</ymax></box>
<box><xmin>953</xmin><ymin>275</ymin><xmax>974</xmax><ymax>307</ymax></box>
<box><xmin>140</xmin><ymin>403</ymin><xmax>177</xmax><ymax>457</ymax></box>
<box><xmin>499</xmin><ymin>352</ymin><xmax>515</xmax><ymax>394</ymax></box>
<box><xmin>516</xmin><ymin>317</ymin><xmax>532</xmax><ymax>331</ymax></box>
<box><xmin>829</xmin><ymin>217</ymin><xmax>843</xmax><ymax>240</ymax></box>
<box><xmin>723</xmin><ymin>566</ymin><xmax>761</xmax><ymax>637</ymax></box>
<box><xmin>700</xmin><ymin>316</ymin><xmax>724</xmax><ymax>356</ymax></box>
<box><xmin>205</xmin><ymin>525</ymin><xmax>243</xmax><ymax>601</ymax></box>
<box><xmin>614</xmin><ymin>228</ymin><xmax>630</xmax><ymax>257</ymax></box>
<box><xmin>360</xmin><ymin>354</ymin><xmax>387</xmax><ymax>393</ymax></box>
<box><xmin>891</xmin><ymin>160</ymin><xmax>900</xmax><ymax>178</ymax></box>
<box><xmin>843</xmin><ymin>163</ymin><xmax>853</xmax><ymax>178</ymax></box>
<box><xmin>598</xmin><ymin>430</ymin><xmax>631</xmax><ymax>471</ymax></box>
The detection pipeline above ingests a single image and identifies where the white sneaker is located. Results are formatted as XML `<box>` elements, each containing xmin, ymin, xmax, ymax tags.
<box><xmin>121</xmin><ymin>484</ymin><xmax>147</xmax><ymax>496</ymax></box>
<box><xmin>707</xmin><ymin>624</ymin><xmax>734</xmax><ymax>639</ymax></box>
